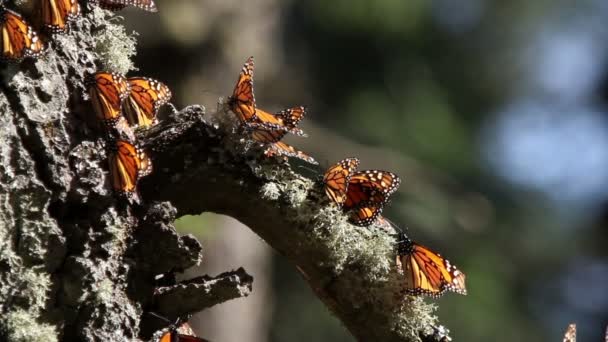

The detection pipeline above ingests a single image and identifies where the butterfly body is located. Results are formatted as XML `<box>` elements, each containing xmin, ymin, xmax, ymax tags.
<box><xmin>396</xmin><ymin>233</ymin><xmax>467</xmax><ymax>298</ymax></box>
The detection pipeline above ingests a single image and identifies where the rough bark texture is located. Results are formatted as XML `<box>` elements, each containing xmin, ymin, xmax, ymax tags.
<box><xmin>0</xmin><ymin>5</ymin><xmax>447</xmax><ymax>342</ymax></box>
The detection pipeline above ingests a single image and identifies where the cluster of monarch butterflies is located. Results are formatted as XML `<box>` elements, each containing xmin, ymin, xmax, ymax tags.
<box><xmin>227</xmin><ymin>56</ymin><xmax>317</xmax><ymax>165</ymax></box>
<box><xmin>86</xmin><ymin>70</ymin><xmax>172</xmax><ymax>197</ymax></box>
<box><xmin>0</xmin><ymin>0</ymin><xmax>156</xmax><ymax>62</ymax></box>
<box><xmin>323</xmin><ymin>157</ymin><xmax>467</xmax><ymax>298</ymax></box>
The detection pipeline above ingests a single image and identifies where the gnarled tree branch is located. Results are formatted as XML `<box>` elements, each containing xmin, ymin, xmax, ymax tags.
<box><xmin>138</xmin><ymin>105</ymin><xmax>442</xmax><ymax>341</ymax></box>
<box><xmin>0</xmin><ymin>5</ymin><xmax>448</xmax><ymax>342</ymax></box>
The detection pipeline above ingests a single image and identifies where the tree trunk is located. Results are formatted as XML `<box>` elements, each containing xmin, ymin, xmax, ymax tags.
<box><xmin>0</xmin><ymin>5</ymin><xmax>446</xmax><ymax>342</ymax></box>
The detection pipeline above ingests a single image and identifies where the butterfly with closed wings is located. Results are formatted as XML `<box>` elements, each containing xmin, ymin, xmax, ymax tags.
<box><xmin>40</xmin><ymin>0</ymin><xmax>80</xmax><ymax>33</ymax></box>
<box><xmin>323</xmin><ymin>157</ymin><xmax>360</xmax><ymax>208</ymax></box>
<box><xmin>123</xmin><ymin>76</ymin><xmax>172</xmax><ymax>128</ymax></box>
<box><xmin>87</xmin><ymin>71</ymin><xmax>130</xmax><ymax>126</ymax></box>
<box><xmin>0</xmin><ymin>5</ymin><xmax>44</xmax><ymax>62</ymax></box>
<box><xmin>107</xmin><ymin>139</ymin><xmax>151</xmax><ymax>194</ymax></box>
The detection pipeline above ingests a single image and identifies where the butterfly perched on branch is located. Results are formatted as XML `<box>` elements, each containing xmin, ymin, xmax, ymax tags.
<box><xmin>323</xmin><ymin>157</ymin><xmax>360</xmax><ymax>209</ymax></box>
<box><xmin>107</xmin><ymin>139</ymin><xmax>151</xmax><ymax>194</ymax></box>
<box><xmin>40</xmin><ymin>0</ymin><xmax>80</xmax><ymax>33</ymax></box>
<box><xmin>323</xmin><ymin>158</ymin><xmax>400</xmax><ymax>226</ymax></box>
<box><xmin>0</xmin><ymin>5</ymin><xmax>44</xmax><ymax>62</ymax></box>
<box><xmin>123</xmin><ymin>77</ymin><xmax>172</xmax><ymax>128</ymax></box>
<box><xmin>245</xmin><ymin>106</ymin><xmax>307</xmax><ymax>144</ymax></box>
<box><xmin>87</xmin><ymin>71</ymin><xmax>130</xmax><ymax>126</ymax></box>
<box><xmin>396</xmin><ymin>232</ymin><xmax>467</xmax><ymax>298</ymax></box>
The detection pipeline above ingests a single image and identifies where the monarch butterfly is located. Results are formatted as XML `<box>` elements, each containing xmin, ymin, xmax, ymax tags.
<box><xmin>123</xmin><ymin>77</ymin><xmax>172</xmax><ymax>128</ymax></box>
<box><xmin>96</xmin><ymin>0</ymin><xmax>158</xmax><ymax>12</ymax></box>
<box><xmin>562</xmin><ymin>324</ymin><xmax>576</xmax><ymax>342</ymax></box>
<box><xmin>228</xmin><ymin>56</ymin><xmax>256</xmax><ymax>124</ymax></box>
<box><xmin>107</xmin><ymin>139</ymin><xmax>151</xmax><ymax>193</ymax></box>
<box><xmin>0</xmin><ymin>6</ymin><xmax>44</xmax><ymax>62</ymax></box>
<box><xmin>323</xmin><ymin>157</ymin><xmax>360</xmax><ymax>208</ymax></box>
<box><xmin>246</xmin><ymin>106</ymin><xmax>307</xmax><ymax>143</ymax></box>
<box><xmin>40</xmin><ymin>0</ymin><xmax>80</xmax><ymax>33</ymax></box>
<box><xmin>228</xmin><ymin>57</ymin><xmax>307</xmax><ymax>135</ymax></box>
<box><xmin>87</xmin><ymin>72</ymin><xmax>130</xmax><ymax>125</ymax></box>
<box><xmin>396</xmin><ymin>232</ymin><xmax>467</xmax><ymax>298</ymax></box>
<box><xmin>251</xmin><ymin>106</ymin><xmax>307</xmax><ymax>134</ymax></box>
<box><xmin>343</xmin><ymin>170</ymin><xmax>401</xmax><ymax>226</ymax></box>
<box><xmin>264</xmin><ymin>141</ymin><xmax>317</xmax><ymax>165</ymax></box>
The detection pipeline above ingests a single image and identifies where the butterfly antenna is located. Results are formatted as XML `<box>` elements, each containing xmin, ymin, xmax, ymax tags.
<box><xmin>381</xmin><ymin>217</ymin><xmax>408</xmax><ymax>235</ymax></box>
<box><xmin>147</xmin><ymin>311</ymin><xmax>171</xmax><ymax>324</ymax></box>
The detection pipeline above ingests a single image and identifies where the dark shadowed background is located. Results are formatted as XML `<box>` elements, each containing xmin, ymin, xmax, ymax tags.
<box><xmin>120</xmin><ymin>0</ymin><xmax>608</xmax><ymax>340</ymax></box>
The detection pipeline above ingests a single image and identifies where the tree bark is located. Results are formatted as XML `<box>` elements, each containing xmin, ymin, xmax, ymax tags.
<box><xmin>0</xmin><ymin>6</ymin><xmax>447</xmax><ymax>342</ymax></box>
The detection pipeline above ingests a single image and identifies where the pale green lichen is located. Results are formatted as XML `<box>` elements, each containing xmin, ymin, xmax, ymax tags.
<box><xmin>19</xmin><ymin>268</ymin><xmax>52</xmax><ymax>312</ymax></box>
<box><xmin>90</xmin><ymin>8</ymin><xmax>137</xmax><ymax>74</ymax></box>
<box><xmin>391</xmin><ymin>297</ymin><xmax>438</xmax><ymax>341</ymax></box>
<box><xmin>95</xmin><ymin>279</ymin><xmax>116</xmax><ymax>305</ymax></box>
<box><xmin>260</xmin><ymin>182</ymin><xmax>281</xmax><ymax>200</ymax></box>
<box><xmin>282</xmin><ymin>178</ymin><xmax>312</xmax><ymax>206</ymax></box>
<box><xmin>4</xmin><ymin>310</ymin><xmax>58</xmax><ymax>342</ymax></box>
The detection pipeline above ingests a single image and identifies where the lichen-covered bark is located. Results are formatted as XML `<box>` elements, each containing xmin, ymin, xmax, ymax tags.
<box><xmin>0</xmin><ymin>5</ymin><xmax>445</xmax><ymax>342</ymax></box>
<box><xmin>0</xmin><ymin>7</ymin><xmax>250</xmax><ymax>342</ymax></box>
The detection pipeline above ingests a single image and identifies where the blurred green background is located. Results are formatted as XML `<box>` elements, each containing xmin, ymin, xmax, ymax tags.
<box><xmin>122</xmin><ymin>0</ymin><xmax>608</xmax><ymax>340</ymax></box>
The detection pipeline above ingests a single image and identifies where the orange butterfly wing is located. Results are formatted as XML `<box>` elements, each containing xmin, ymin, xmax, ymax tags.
<box><xmin>107</xmin><ymin>140</ymin><xmax>151</xmax><ymax>193</ymax></box>
<box><xmin>229</xmin><ymin>56</ymin><xmax>257</xmax><ymax>124</ymax></box>
<box><xmin>124</xmin><ymin>77</ymin><xmax>172</xmax><ymax>127</ymax></box>
<box><xmin>396</xmin><ymin>234</ymin><xmax>467</xmax><ymax>298</ymax></box>
<box><xmin>323</xmin><ymin>157</ymin><xmax>360</xmax><ymax>207</ymax></box>
<box><xmin>158</xmin><ymin>322</ymin><xmax>210</xmax><ymax>342</ymax></box>
<box><xmin>1</xmin><ymin>8</ymin><xmax>44</xmax><ymax>61</ymax></box>
<box><xmin>88</xmin><ymin>72</ymin><xmax>130</xmax><ymax>124</ymax></box>
<box><xmin>343</xmin><ymin>170</ymin><xmax>400</xmax><ymax>226</ymax></box>
<box><xmin>348</xmin><ymin>203</ymin><xmax>384</xmax><ymax>226</ymax></box>
<box><xmin>264</xmin><ymin>141</ymin><xmax>317</xmax><ymax>165</ymax></box>
<box><xmin>41</xmin><ymin>0</ymin><xmax>80</xmax><ymax>33</ymax></box>
<box><xmin>246</xmin><ymin>107</ymin><xmax>307</xmax><ymax>143</ymax></box>
<box><xmin>158</xmin><ymin>331</ymin><xmax>172</xmax><ymax>342</ymax></box>
<box><xmin>275</xmin><ymin>105</ymin><xmax>307</xmax><ymax>132</ymax></box>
